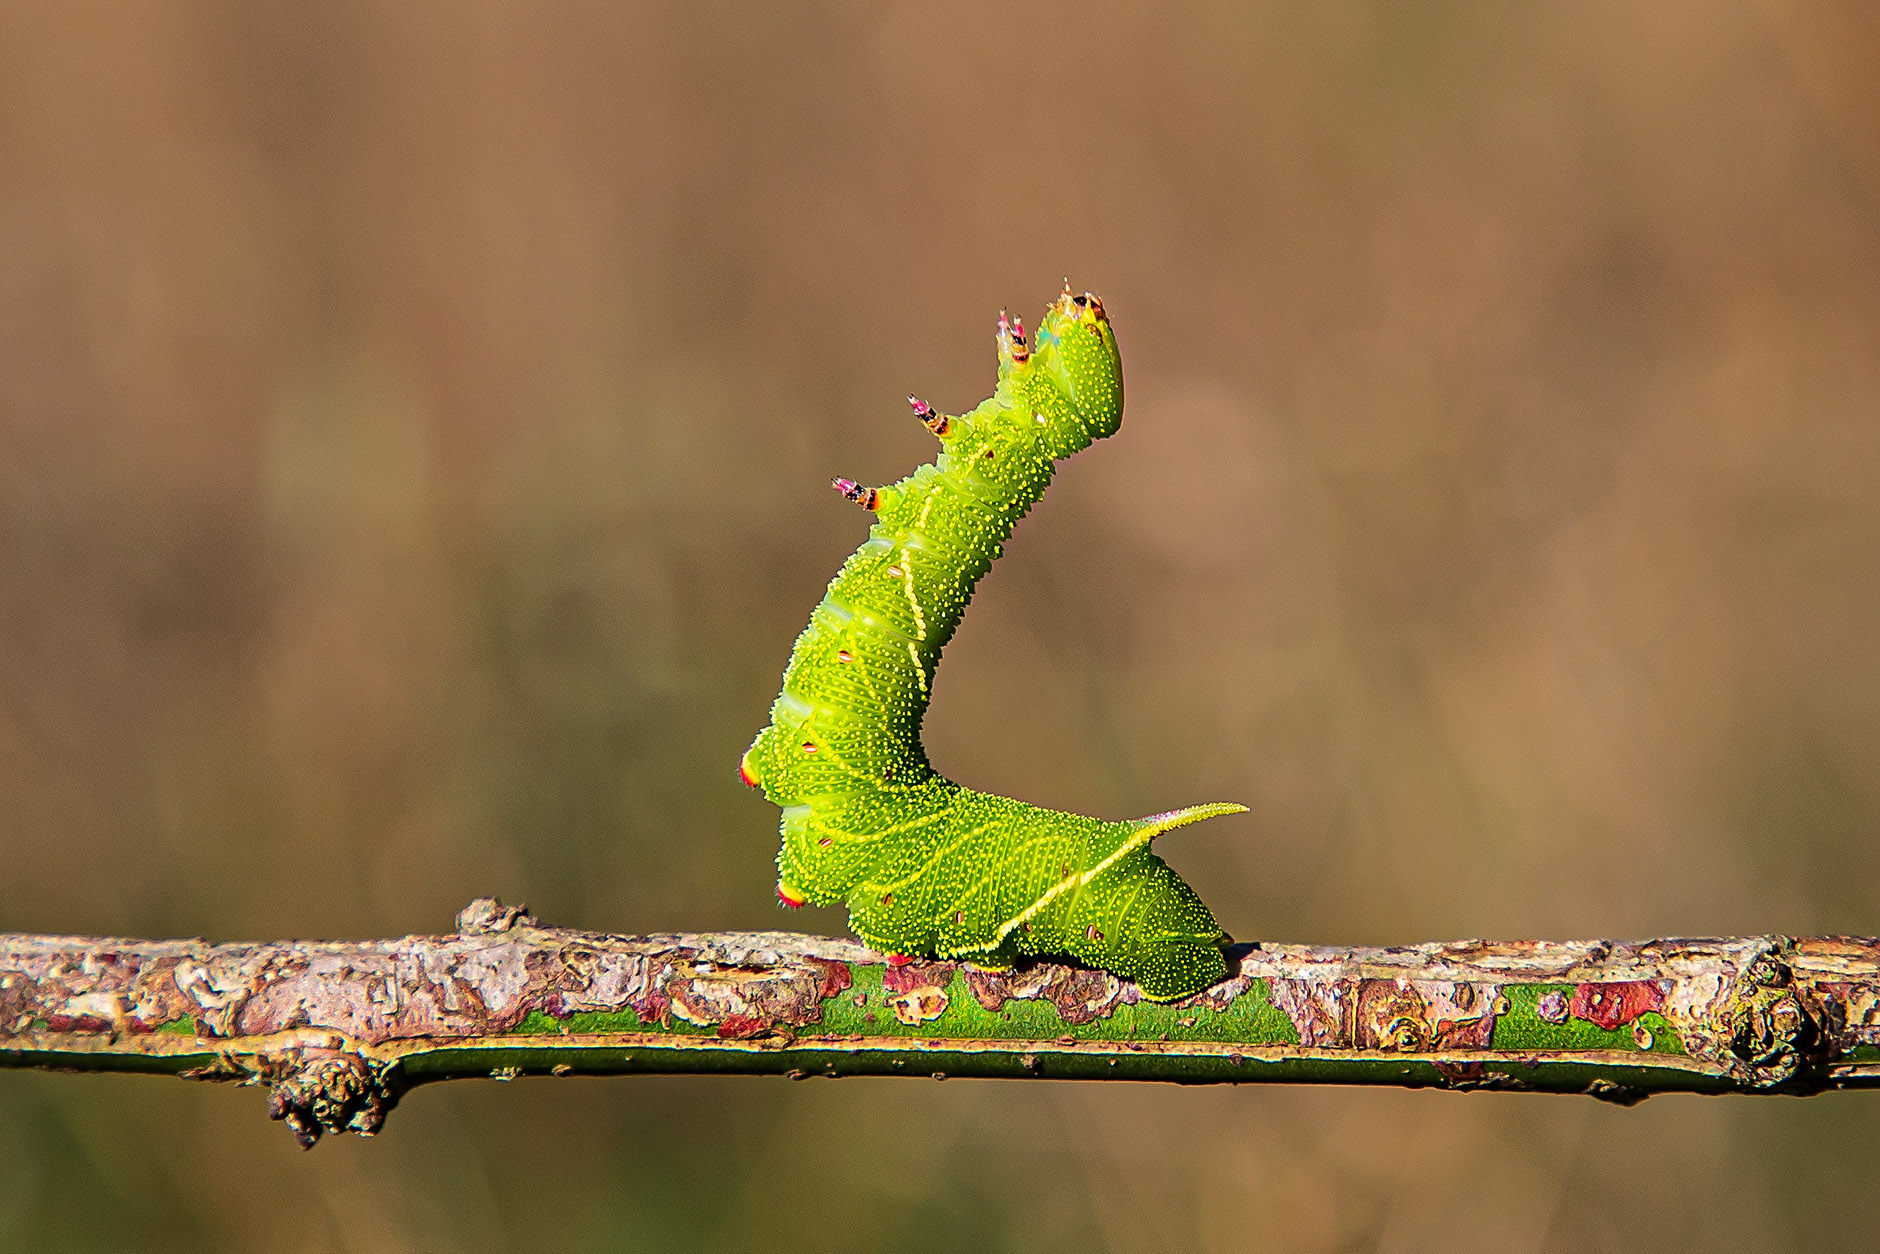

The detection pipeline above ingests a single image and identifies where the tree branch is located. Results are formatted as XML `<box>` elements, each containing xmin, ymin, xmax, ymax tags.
<box><xmin>3</xmin><ymin>899</ymin><xmax>1876</xmax><ymax>1146</ymax></box>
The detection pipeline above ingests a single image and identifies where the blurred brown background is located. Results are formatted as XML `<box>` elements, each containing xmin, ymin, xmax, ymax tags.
<box><xmin>2</xmin><ymin>3</ymin><xmax>1878</xmax><ymax>1251</ymax></box>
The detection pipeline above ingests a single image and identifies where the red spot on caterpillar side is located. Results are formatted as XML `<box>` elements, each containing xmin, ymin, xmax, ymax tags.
<box><xmin>1568</xmin><ymin>980</ymin><xmax>1665</xmax><ymax>1031</ymax></box>
<box><xmin>817</xmin><ymin>837</ymin><xmax>833</xmax><ymax>847</ymax></box>
<box><xmin>776</xmin><ymin>883</ymin><xmax>807</xmax><ymax>909</ymax></box>
<box><xmin>1086</xmin><ymin>924</ymin><xmax>1103</xmax><ymax>942</ymax></box>
<box><xmin>879</xmin><ymin>892</ymin><xmax>894</xmax><ymax>906</ymax></box>
<box><xmin>801</xmin><ymin>742</ymin><xmax>817</xmax><ymax>753</ymax></box>
<box><xmin>836</xmin><ymin>650</ymin><xmax>852</xmax><ymax>663</ymax></box>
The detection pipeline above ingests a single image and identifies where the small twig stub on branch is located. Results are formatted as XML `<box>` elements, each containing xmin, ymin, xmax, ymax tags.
<box><xmin>2</xmin><ymin>899</ymin><xmax>1877</xmax><ymax>1145</ymax></box>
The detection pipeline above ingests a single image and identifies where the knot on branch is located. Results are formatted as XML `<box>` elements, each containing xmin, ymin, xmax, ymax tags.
<box><xmin>266</xmin><ymin>1047</ymin><xmax>395</xmax><ymax>1149</ymax></box>
<box><xmin>455</xmin><ymin>896</ymin><xmax>539</xmax><ymax>935</ymax></box>
<box><xmin>1714</xmin><ymin>947</ymin><xmax>1837</xmax><ymax>1088</ymax></box>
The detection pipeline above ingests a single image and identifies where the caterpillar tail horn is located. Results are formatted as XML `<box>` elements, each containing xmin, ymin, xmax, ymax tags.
<box><xmin>1105</xmin><ymin>803</ymin><xmax>1247</xmax><ymax>1002</ymax></box>
<box><xmin>1125</xmin><ymin>802</ymin><xmax>1249</xmax><ymax>846</ymax></box>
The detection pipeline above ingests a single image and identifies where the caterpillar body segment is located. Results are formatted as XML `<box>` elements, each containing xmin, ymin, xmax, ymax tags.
<box><xmin>743</xmin><ymin>288</ymin><xmax>1241</xmax><ymax>1002</ymax></box>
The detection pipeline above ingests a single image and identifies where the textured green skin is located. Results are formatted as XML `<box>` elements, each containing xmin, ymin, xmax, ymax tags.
<box><xmin>743</xmin><ymin>291</ymin><xmax>1243</xmax><ymax>1001</ymax></box>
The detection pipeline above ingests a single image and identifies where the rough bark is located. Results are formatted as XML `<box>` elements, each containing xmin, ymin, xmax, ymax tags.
<box><xmin>2</xmin><ymin>899</ymin><xmax>1876</xmax><ymax>1146</ymax></box>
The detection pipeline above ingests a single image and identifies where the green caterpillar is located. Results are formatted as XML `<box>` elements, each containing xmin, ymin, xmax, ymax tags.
<box><xmin>741</xmin><ymin>286</ymin><xmax>1242</xmax><ymax>1001</ymax></box>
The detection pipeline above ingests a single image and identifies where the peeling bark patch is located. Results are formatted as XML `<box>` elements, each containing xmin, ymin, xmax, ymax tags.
<box><xmin>1793</xmin><ymin>937</ymin><xmax>1880</xmax><ymax>967</ymax></box>
<box><xmin>664</xmin><ymin>956</ymin><xmax>841</xmax><ymax>1034</ymax></box>
<box><xmin>1269</xmin><ymin>978</ymin><xmax>1345</xmax><ymax>1048</ymax></box>
<box><xmin>888</xmin><ymin>985</ymin><xmax>948</xmax><ymax>1026</ymax></box>
<box><xmin>807</xmin><ymin>959</ymin><xmax>853</xmax><ymax>1003</ymax></box>
<box><xmin>964</xmin><ymin>969</ymin><xmax>1011</xmax><ymax>1012</ymax></box>
<box><xmin>882</xmin><ymin>961</ymin><xmax>955</xmax><ymax>997</ymax></box>
<box><xmin>1570</xmin><ymin>981</ymin><xmax>1666</xmax><ymax>1031</ymax></box>
<box><xmin>1353</xmin><ymin>980</ymin><xmax>1501</xmax><ymax>1052</ymax></box>
<box><xmin>959</xmin><ymin>964</ymin><xmax>1134</xmax><ymax>1026</ymax></box>
<box><xmin>1267</xmin><ymin>974</ymin><xmax>1506</xmax><ymax>1053</ymax></box>
<box><xmin>716</xmin><ymin>1014</ymin><xmax>782</xmax><ymax>1041</ymax></box>
<box><xmin>1822</xmin><ymin>982</ymin><xmax>1880</xmax><ymax>1048</ymax></box>
<box><xmin>1430</xmin><ymin>984</ymin><xmax>1500</xmax><ymax>1049</ymax></box>
<box><xmin>629</xmin><ymin>988</ymin><xmax>673</xmax><ymax>1027</ymax></box>
<box><xmin>455</xmin><ymin>897</ymin><xmax>537</xmax><ymax>935</ymax></box>
<box><xmin>1356</xmin><ymin>980</ymin><xmax>1432</xmax><ymax>1051</ymax></box>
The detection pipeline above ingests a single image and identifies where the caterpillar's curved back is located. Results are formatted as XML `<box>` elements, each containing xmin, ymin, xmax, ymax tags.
<box><xmin>741</xmin><ymin>286</ymin><xmax>1242</xmax><ymax>1001</ymax></box>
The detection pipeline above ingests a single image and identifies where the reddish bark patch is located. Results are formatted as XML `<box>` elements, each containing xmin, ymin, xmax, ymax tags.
<box><xmin>1268</xmin><ymin>978</ymin><xmax>1345</xmax><ymax>1048</ymax></box>
<box><xmin>43</xmin><ymin>1014</ymin><xmax>111</xmax><ymax>1034</ymax></box>
<box><xmin>630</xmin><ymin>988</ymin><xmax>672</xmax><ymax>1026</ymax></box>
<box><xmin>883</xmin><ymin>961</ymin><xmax>955</xmax><ymax>996</ymax></box>
<box><xmin>964</xmin><ymin>968</ymin><xmax>1012</xmax><ymax>1012</ymax></box>
<box><xmin>1794</xmin><ymin>937</ymin><xmax>1880</xmax><ymax>963</ymax></box>
<box><xmin>957</xmin><ymin>965</ymin><xmax>1131</xmax><ymax>1026</ymax></box>
<box><xmin>1433</xmin><ymin>1013</ymin><xmax>1496</xmax><ymax>1050</ymax></box>
<box><xmin>1816</xmin><ymin>981</ymin><xmax>1880</xmax><ymax>1046</ymax></box>
<box><xmin>1569</xmin><ymin>981</ymin><xmax>1665</xmax><ymax>1030</ymax></box>
<box><xmin>1042</xmin><ymin>968</ymin><xmax>1125</xmax><ymax>1026</ymax></box>
<box><xmin>715</xmin><ymin>1014</ymin><xmax>775</xmax><ymax>1040</ymax></box>
<box><xmin>1353</xmin><ymin>979</ymin><xmax>1431</xmax><ymax>1050</ymax></box>
<box><xmin>806</xmin><ymin>959</ymin><xmax>853</xmax><ymax>1002</ymax></box>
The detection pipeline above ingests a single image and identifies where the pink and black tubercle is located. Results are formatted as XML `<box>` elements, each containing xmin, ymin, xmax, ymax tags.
<box><xmin>830</xmin><ymin>477</ymin><xmax>881</xmax><ymax>511</ymax></box>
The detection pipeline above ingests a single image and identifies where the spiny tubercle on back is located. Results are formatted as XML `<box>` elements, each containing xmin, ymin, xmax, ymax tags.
<box><xmin>741</xmin><ymin>285</ymin><xmax>1244</xmax><ymax>1002</ymax></box>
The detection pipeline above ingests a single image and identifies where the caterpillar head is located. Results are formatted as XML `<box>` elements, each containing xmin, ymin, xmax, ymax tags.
<box><xmin>1021</xmin><ymin>286</ymin><xmax>1125</xmax><ymax>459</ymax></box>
